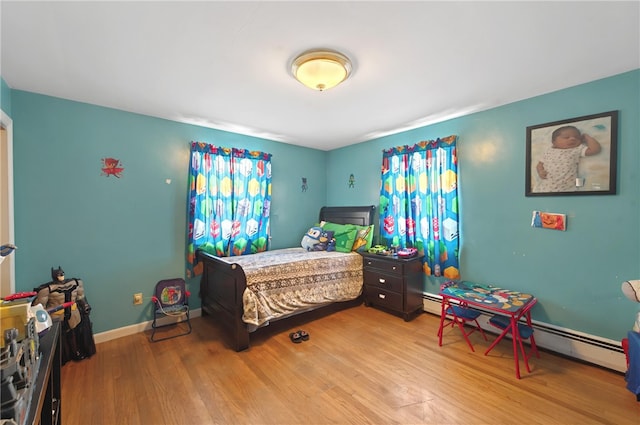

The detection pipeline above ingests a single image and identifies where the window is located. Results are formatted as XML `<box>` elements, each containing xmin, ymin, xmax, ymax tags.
<box><xmin>186</xmin><ymin>142</ymin><xmax>272</xmax><ymax>277</ymax></box>
<box><xmin>379</xmin><ymin>136</ymin><xmax>460</xmax><ymax>279</ymax></box>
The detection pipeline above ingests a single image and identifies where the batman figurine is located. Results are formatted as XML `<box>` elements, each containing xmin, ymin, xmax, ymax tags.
<box><xmin>33</xmin><ymin>266</ymin><xmax>96</xmax><ymax>364</ymax></box>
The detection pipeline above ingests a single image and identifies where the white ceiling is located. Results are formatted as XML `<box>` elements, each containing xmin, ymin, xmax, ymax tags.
<box><xmin>1</xmin><ymin>1</ymin><xmax>639</xmax><ymax>151</ymax></box>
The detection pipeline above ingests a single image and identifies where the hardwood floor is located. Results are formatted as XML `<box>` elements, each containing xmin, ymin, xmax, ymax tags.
<box><xmin>62</xmin><ymin>304</ymin><xmax>640</xmax><ymax>424</ymax></box>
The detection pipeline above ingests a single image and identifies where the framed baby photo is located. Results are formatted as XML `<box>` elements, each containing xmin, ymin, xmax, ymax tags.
<box><xmin>525</xmin><ymin>110</ymin><xmax>618</xmax><ymax>197</ymax></box>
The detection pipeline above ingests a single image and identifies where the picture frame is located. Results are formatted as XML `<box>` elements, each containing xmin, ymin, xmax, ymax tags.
<box><xmin>525</xmin><ymin>110</ymin><xmax>618</xmax><ymax>196</ymax></box>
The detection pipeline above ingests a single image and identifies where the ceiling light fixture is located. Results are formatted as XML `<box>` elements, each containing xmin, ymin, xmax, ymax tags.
<box><xmin>291</xmin><ymin>49</ymin><xmax>352</xmax><ymax>91</ymax></box>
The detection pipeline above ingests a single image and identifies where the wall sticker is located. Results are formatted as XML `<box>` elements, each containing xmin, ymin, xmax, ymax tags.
<box><xmin>101</xmin><ymin>157</ymin><xmax>124</xmax><ymax>178</ymax></box>
<box><xmin>531</xmin><ymin>210</ymin><xmax>566</xmax><ymax>231</ymax></box>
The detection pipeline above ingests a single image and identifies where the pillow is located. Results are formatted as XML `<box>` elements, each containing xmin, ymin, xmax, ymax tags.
<box><xmin>320</xmin><ymin>222</ymin><xmax>358</xmax><ymax>253</ymax></box>
<box><xmin>351</xmin><ymin>225</ymin><xmax>375</xmax><ymax>252</ymax></box>
<box><xmin>301</xmin><ymin>227</ymin><xmax>335</xmax><ymax>251</ymax></box>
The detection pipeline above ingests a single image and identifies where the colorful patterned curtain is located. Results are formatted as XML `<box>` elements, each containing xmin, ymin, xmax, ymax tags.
<box><xmin>379</xmin><ymin>135</ymin><xmax>460</xmax><ymax>279</ymax></box>
<box><xmin>186</xmin><ymin>142</ymin><xmax>272</xmax><ymax>277</ymax></box>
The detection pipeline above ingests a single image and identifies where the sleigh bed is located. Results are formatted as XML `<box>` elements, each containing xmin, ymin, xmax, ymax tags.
<box><xmin>197</xmin><ymin>205</ymin><xmax>376</xmax><ymax>351</ymax></box>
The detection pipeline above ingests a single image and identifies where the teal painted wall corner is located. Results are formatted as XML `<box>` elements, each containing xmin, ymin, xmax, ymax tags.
<box><xmin>326</xmin><ymin>70</ymin><xmax>640</xmax><ymax>342</ymax></box>
<box><xmin>1</xmin><ymin>77</ymin><xmax>12</xmax><ymax>116</ymax></box>
<box><xmin>7</xmin><ymin>69</ymin><xmax>640</xmax><ymax>343</ymax></box>
<box><xmin>11</xmin><ymin>90</ymin><xmax>328</xmax><ymax>334</ymax></box>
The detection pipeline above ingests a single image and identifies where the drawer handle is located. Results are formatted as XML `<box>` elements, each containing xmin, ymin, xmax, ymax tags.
<box><xmin>378</xmin><ymin>278</ymin><xmax>386</xmax><ymax>284</ymax></box>
<box><xmin>367</xmin><ymin>261</ymin><xmax>372</xmax><ymax>266</ymax></box>
<box><xmin>392</xmin><ymin>266</ymin><xmax>397</xmax><ymax>270</ymax></box>
<box><xmin>378</xmin><ymin>294</ymin><xmax>386</xmax><ymax>299</ymax></box>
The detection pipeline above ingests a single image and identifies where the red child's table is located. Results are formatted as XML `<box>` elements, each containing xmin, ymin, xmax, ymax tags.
<box><xmin>438</xmin><ymin>280</ymin><xmax>538</xmax><ymax>379</ymax></box>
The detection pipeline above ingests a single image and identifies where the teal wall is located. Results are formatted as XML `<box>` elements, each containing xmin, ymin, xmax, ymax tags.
<box><xmin>9</xmin><ymin>91</ymin><xmax>327</xmax><ymax>333</ymax></box>
<box><xmin>1</xmin><ymin>77</ymin><xmax>12</xmax><ymax>116</ymax></box>
<box><xmin>5</xmin><ymin>70</ymin><xmax>639</xmax><ymax>341</ymax></box>
<box><xmin>327</xmin><ymin>70</ymin><xmax>640</xmax><ymax>341</ymax></box>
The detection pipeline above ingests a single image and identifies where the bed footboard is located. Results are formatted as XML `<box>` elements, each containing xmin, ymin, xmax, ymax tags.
<box><xmin>197</xmin><ymin>250</ymin><xmax>250</xmax><ymax>351</ymax></box>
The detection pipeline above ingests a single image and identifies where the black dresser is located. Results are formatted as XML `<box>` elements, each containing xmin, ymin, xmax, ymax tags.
<box><xmin>360</xmin><ymin>253</ymin><xmax>424</xmax><ymax>321</ymax></box>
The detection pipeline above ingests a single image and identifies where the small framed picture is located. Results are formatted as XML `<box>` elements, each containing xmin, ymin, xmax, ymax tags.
<box><xmin>525</xmin><ymin>111</ymin><xmax>618</xmax><ymax>196</ymax></box>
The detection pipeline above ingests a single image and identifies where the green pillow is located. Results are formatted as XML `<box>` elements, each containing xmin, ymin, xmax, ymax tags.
<box><xmin>321</xmin><ymin>222</ymin><xmax>358</xmax><ymax>253</ymax></box>
<box><xmin>351</xmin><ymin>225</ymin><xmax>375</xmax><ymax>252</ymax></box>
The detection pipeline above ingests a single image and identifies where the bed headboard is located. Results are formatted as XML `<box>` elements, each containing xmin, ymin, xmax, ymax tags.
<box><xmin>319</xmin><ymin>205</ymin><xmax>376</xmax><ymax>226</ymax></box>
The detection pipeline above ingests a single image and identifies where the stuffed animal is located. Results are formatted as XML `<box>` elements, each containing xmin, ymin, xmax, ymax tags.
<box><xmin>301</xmin><ymin>227</ymin><xmax>323</xmax><ymax>251</ymax></box>
<box><xmin>325</xmin><ymin>232</ymin><xmax>336</xmax><ymax>251</ymax></box>
<box><xmin>301</xmin><ymin>227</ymin><xmax>334</xmax><ymax>251</ymax></box>
<box><xmin>621</xmin><ymin>279</ymin><xmax>640</xmax><ymax>332</ymax></box>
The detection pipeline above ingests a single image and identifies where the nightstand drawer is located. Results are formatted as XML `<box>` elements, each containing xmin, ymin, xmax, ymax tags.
<box><xmin>365</xmin><ymin>287</ymin><xmax>403</xmax><ymax>311</ymax></box>
<box><xmin>363</xmin><ymin>270</ymin><xmax>403</xmax><ymax>293</ymax></box>
<box><xmin>362</xmin><ymin>257</ymin><xmax>403</xmax><ymax>275</ymax></box>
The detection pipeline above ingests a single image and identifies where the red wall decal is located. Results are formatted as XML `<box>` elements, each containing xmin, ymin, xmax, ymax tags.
<box><xmin>101</xmin><ymin>158</ymin><xmax>124</xmax><ymax>178</ymax></box>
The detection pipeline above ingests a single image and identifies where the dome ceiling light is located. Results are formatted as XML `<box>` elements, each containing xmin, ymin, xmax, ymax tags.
<box><xmin>291</xmin><ymin>49</ymin><xmax>352</xmax><ymax>91</ymax></box>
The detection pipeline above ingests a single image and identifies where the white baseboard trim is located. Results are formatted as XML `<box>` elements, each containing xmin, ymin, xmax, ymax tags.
<box><xmin>423</xmin><ymin>294</ymin><xmax>627</xmax><ymax>373</ymax></box>
<box><xmin>93</xmin><ymin>308</ymin><xmax>202</xmax><ymax>345</ymax></box>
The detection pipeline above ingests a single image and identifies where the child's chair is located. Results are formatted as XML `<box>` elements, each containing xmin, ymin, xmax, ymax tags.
<box><xmin>485</xmin><ymin>314</ymin><xmax>539</xmax><ymax>372</ymax></box>
<box><xmin>438</xmin><ymin>303</ymin><xmax>487</xmax><ymax>352</ymax></box>
<box><xmin>150</xmin><ymin>278</ymin><xmax>192</xmax><ymax>342</ymax></box>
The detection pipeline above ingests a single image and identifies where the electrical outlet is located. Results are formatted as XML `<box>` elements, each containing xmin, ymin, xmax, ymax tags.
<box><xmin>133</xmin><ymin>293</ymin><xmax>143</xmax><ymax>305</ymax></box>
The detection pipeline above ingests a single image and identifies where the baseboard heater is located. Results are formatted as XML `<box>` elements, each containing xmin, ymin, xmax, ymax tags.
<box><xmin>422</xmin><ymin>293</ymin><xmax>627</xmax><ymax>373</ymax></box>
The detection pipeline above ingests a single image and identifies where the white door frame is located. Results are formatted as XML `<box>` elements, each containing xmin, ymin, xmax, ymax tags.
<box><xmin>1</xmin><ymin>108</ymin><xmax>15</xmax><ymax>295</ymax></box>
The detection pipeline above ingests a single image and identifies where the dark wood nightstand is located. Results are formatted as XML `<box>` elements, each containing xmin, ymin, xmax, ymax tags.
<box><xmin>360</xmin><ymin>252</ymin><xmax>424</xmax><ymax>321</ymax></box>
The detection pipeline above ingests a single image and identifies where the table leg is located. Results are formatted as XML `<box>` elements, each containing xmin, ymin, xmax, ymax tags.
<box><xmin>484</xmin><ymin>324</ymin><xmax>509</xmax><ymax>355</ymax></box>
<box><xmin>511</xmin><ymin>316</ymin><xmax>521</xmax><ymax>379</ymax></box>
<box><xmin>437</xmin><ymin>297</ymin><xmax>448</xmax><ymax>346</ymax></box>
<box><xmin>519</xmin><ymin>335</ymin><xmax>532</xmax><ymax>374</ymax></box>
<box><xmin>525</xmin><ymin>311</ymin><xmax>540</xmax><ymax>359</ymax></box>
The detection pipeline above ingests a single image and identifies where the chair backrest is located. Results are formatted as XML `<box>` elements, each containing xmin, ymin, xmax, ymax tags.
<box><xmin>154</xmin><ymin>278</ymin><xmax>187</xmax><ymax>307</ymax></box>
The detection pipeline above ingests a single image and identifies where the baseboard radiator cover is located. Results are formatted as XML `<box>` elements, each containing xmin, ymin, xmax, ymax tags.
<box><xmin>423</xmin><ymin>293</ymin><xmax>627</xmax><ymax>373</ymax></box>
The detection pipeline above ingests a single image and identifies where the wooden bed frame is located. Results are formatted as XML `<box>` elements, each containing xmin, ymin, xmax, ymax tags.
<box><xmin>197</xmin><ymin>205</ymin><xmax>376</xmax><ymax>351</ymax></box>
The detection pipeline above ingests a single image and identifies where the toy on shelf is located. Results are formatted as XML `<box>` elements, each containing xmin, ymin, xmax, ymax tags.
<box><xmin>368</xmin><ymin>245</ymin><xmax>390</xmax><ymax>255</ymax></box>
<box><xmin>0</xmin><ymin>243</ymin><xmax>17</xmax><ymax>257</ymax></box>
<box><xmin>397</xmin><ymin>247</ymin><xmax>418</xmax><ymax>258</ymax></box>
<box><xmin>2</xmin><ymin>291</ymin><xmax>36</xmax><ymax>302</ymax></box>
<box><xmin>0</xmin><ymin>243</ymin><xmax>17</xmax><ymax>265</ymax></box>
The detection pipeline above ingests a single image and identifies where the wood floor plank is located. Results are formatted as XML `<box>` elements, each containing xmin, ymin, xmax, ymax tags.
<box><xmin>62</xmin><ymin>304</ymin><xmax>640</xmax><ymax>424</ymax></box>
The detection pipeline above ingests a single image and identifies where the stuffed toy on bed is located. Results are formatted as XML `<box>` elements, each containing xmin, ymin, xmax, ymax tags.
<box><xmin>301</xmin><ymin>227</ymin><xmax>334</xmax><ymax>251</ymax></box>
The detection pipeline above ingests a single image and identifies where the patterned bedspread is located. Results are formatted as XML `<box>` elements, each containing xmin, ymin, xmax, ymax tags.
<box><xmin>219</xmin><ymin>248</ymin><xmax>363</xmax><ymax>327</ymax></box>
